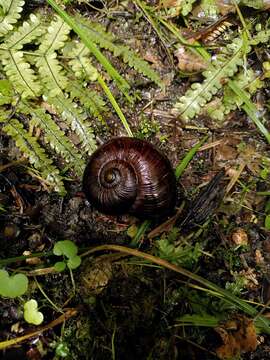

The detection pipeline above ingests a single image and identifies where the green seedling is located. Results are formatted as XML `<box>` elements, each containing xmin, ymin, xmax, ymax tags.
<box><xmin>0</xmin><ymin>270</ymin><xmax>28</xmax><ymax>298</ymax></box>
<box><xmin>265</xmin><ymin>215</ymin><xmax>270</xmax><ymax>230</ymax></box>
<box><xmin>264</xmin><ymin>199</ymin><xmax>270</xmax><ymax>230</ymax></box>
<box><xmin>24</xmin><ymin>299</ymin><xmax>44</xmax><ymax>325</ymax></box>
<box><xmin>53</xmin><ymin>240</ymin><xmax>81</xmax><ymax>271</ymax></box>
<box><xmin>55</xmin><ymin>342</ymin><xmax>70</xmax><ymax>357</ymax></box>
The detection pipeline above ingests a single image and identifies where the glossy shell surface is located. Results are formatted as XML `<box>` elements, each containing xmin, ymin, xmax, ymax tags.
<box><xmin>83</xmin><ymin>137</ymin><xmax>176</xmax><ymax>219</ymax></box>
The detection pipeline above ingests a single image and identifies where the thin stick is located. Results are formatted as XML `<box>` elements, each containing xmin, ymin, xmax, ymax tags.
<box><xmin>0</xmin><ymin>309</ymin><xmax>78</xmax><ymax>350</ymax></box>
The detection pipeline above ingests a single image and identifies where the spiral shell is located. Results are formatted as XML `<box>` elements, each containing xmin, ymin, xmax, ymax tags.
<box><xmin>82</xmin><ymin>137</ymin><xmax>176</xmax><ymax>219</ymax></box>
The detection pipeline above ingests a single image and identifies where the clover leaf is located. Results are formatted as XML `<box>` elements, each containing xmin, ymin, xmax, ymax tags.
<box><xmin>53</xmin><ymin>240</ymin><xmax>78</xmax><ymax>258</ymax></box>
<box><xmin>0</xmin><ymin>270</ymin><xmax>28</xmax><ymax>298</ymax></box>
<box><xmin>24</xmin><ymin>299</ymin><xmax>44</xmax><ymax>325</ymax></box>
<box><xmin>54</xmin><ymin>261</ymin><xmax>67</xmax><ymax>272</ymax></box>
<box><xmin>67</xmin><ymin>255</ymin><xmax>81</xmax><ymax>270</ymax></box>
<box><xmin>53</xmin><ymin>240</ymin><xmax>81</xmax><ymax>271</ymax></box>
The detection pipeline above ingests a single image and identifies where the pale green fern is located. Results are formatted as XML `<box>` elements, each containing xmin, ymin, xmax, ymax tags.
<box><xmin>36</xmin><ymin>17</ymin><xmax>71</xmax><ymax>96</ymax></box>
<box><xmin>207</xmin><ymin>69</ymin><xmax>264</xmax><ymax>121</ymax></box>
<box><xmin>20</xmin><ymin>102</ymin><xmax>85</xmax><ymax>175</ymax></box>
<box><xmin>47</xmin><ymin>94</ymin><xmax>97</xmax><ymax>155</ymax></box>
<box><xmin>2</xmin><ymin>118</ymin><xmax>66</xmax><ymax>194</ymax></box>
<box><xmin>68</xmin><ymin>42</ymin><xmax>98</xmax><ymax>81</ymax></box>
<box><xmin>173</xmin><ymin>38</ymin><xmax>245</xmax><ymax>120</ymax></box>
<box><xmin>173</xmin><ymin>26</ymin><xmax>270</xmax><ymax>122</ymax></box>
<box><xmin>0</xmin><ymin>0</ymin><xmax>24</xmax><ymax>36</ymax></box>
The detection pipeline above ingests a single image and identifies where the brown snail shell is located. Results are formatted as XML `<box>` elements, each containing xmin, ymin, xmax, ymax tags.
<box><xmin>82</xmin><ymin>137</ymin><xmax>176</xmax><ymax>219</ymax></box>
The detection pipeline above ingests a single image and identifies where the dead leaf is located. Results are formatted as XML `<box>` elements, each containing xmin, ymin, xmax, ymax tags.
<box><xmin>215</xmin><ymin>315</ymin><xmax>257</xmax><ymax>359</ymax></box>
<box><xmin>231</xmin><ymin>228</ymin><xmax>248</xmax><ymax>246</ymax></box>
<box><xmin>174</xmin><ymin>46</ymin><xmax>208</xmax><ymax>72</ymax></box>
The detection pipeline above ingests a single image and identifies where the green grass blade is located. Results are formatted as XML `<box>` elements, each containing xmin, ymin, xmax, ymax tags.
<box><xmin>175</xmin><ymin>135</ymin><xmax>208</xmax><ymax>180</ymax></box>
<box><xmin>228</xmin><ymin>80</ymin><xmax>270</xmax><ymax>144</ymax></box>
<box><xmin>98</xmin><ymin>76</ymin><xmax>133</xmax><ymax>137</ymax></box>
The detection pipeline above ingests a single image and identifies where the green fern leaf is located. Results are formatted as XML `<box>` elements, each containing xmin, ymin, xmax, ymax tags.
<box><xmin>3</xmin><ymin>118</ymin><xmax>66</xmax><ymax>194</ymax></box>
<box><xmin>4</xmin><ymin>13</ymin><xmax>44</xmax><ymax>50</ymax></box>
<box><xmin>76</xmin><ymin>16</ymin><xmax>163</xmax><ymax>87</ymax></box>
<box><xmin>48</xmin><ymin>94</ymin><xmax>97</xmax><ymax>154</ymax></box>
<box><xmin>35</xmin><ymin>16</ymin><xmax>70</xmax><ymax>95</ymax></box>
<box><xmin>173</xmin><ymin>39</ymin><xmax>244</xmax><ymax>120</ymax></box>
<box><xmin>117</xmin><ymin>45</ymin><xmax>164</xmax><ymax>87</ymax></box>
<box><xmin>38</xmin><ymin>16</ymin><xmax>70</xmax><ymax>54</ymax></box>
<box><xmin>66</xmin><ymin>81</ymin><xmax>107</xmax><ymax>125</ymax></box>
<box><xmin>20</xmin><ymin>102</ymin><xmax>85</xmax><ymax>176</ymax></box>
<box><xmin>181</xmin><ymin>0</ymin><xmax>197</xmax><ymax>16</ymax></box>
<box><xmin>197</xmin><ymin>0</ymin><xmax>219</xmax><ymax>18</ymax></box>
<box><xmin>68</xmin><ymin>42</ymin><xmax>98</xmax><ymax>81</ymax></box>
<box><xmin>250</xmin><ymin>29</ymin><xmax>270</xmax><ymax>46</ymax></box>
<box><xmin>0</xmin><ymin>79</ymin><xmax>14</xmax><ymax>105</ymax></box>
<box><xmin>36</xmin><ymin>52</ymin><xmax>67</xmax><ymax>96</ymax></box>
<box><xmin>0</xmin><ymin>0</ymin><xmax>24</xmax><ymax>36</ymax></box>
<box><xmin>1</xmin><ymin>50</ymin><xmax>41</xmax><ymax>98</ymax></box>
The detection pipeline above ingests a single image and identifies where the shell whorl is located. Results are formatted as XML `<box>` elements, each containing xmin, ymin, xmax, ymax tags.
<box><xmin>82</xmin><ymin>137</ymin><xmax>176</xmax><ymax>219</ymax></box>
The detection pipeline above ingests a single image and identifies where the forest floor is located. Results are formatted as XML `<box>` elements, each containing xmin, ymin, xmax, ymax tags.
<box><xmin>0</xmin><ymin>1</ymin><xmax>270</xmax><ymax>359</ymax></box>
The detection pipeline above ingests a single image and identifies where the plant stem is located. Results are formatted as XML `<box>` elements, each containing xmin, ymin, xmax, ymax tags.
<box><xmin>82</xmin><ymin>244</ymin><xmax>270</xmax><ymax>334</ymax></box>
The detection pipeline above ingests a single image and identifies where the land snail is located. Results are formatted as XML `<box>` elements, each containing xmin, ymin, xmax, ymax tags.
<box><xmin>82</xmin><ymin>137</ymin><xmax>177</xmax><ymax>220</ymax></box>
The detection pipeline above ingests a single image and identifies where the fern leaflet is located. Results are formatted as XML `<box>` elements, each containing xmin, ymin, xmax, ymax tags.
<box><xmin>76</xmin><ymin>16</ymin><xmax>163</xmax><ymax>87</ymax></box>
<box><xmin>20</xmin><ymin>102</ymin><xmax>85</xmax><ymax>176</ymax></box>
<box><xmin>1</xmin><ymin>50</ymin><xmax>41</xmax><ymax>98</ymax></box>
<box><xmin>4</xmin><ymin>13</ymin><xmax>44</xmax><ymax>50</ymax></box>
<box><xmin>38</xmin><ymin>16</ymin><xmax>70</xmax><ymax>54</ymax></box>
<box><xmin>67</xmin><ymin>42</ymin><xmax>98</xmax><ymax>81</ymax></box>
<box><xmin>35</xmin><ymin>16</ymin><xmax>71</xmax><ymax>96</ymax></box>
<box><xmin>47</xmin><ymin>94</ymin><xmax>97</xmax><ymax>154</ymax></box>
<box><xmin>207</xmin><ymin>69</ymin><xmax>264</xmax><ymax>121</ymax></box>
<box><xmin>36</xmin><ymin>52</ymin><xmax>67</xmax><ymax>96</ymax></box>
<box><xmin>0</xmin><ymin>0</ymin><xmax>24</xmax><ymax>36</ymax></box>
<box><xmin>2</xmin><ymin>118</ymin><xmax>66</xmax><ymax>194</ymax></box>
<box><xmin>66</xmin><ymin>81</ymin><xmax>107</xmax><ymax>126</ymax></box>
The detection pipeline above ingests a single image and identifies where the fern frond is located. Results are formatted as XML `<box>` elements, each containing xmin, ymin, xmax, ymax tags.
<box><xmin>207</xmin><ymin>69</ymin><xmax>264</xmax><ymax>121</ymax></box>
<box><xmin>47</xmin><ymin>94</ymin><xmax>97</xmax><ymax>154</ymax></box>
<box><xmin>2</xmin><ymin>118</ymin><xmax>66</xmax><ymax>194</ymax></box>
<box><xmin>250</xmin><ymin>29</ymin><xmax>270</xmax><ymax>46</ymax></box>
<box><xmin>68</xmin><ymin>42</ymin><xmax>98</xmax><ymax>81</ymax></box>
<box><xmin>117</xmin><ymin>45</ymin><xmax>164</xmax><ymax>87</ymax></box>
<box><xmin>1</xmin><ymin>50</ymin><xmax>41</xmax><ymax>98</ymax></box>
<box><xmin>0</xmin><ymin>78</ymin><xmax>15</xmax><ymax>105</ymax></box>
<box><xmin>0</xmin><ymin>0</ymin><xmax>24</xmax><ymax>36</ymax></box>
<box><xmin>4</xmin><ymin>13</ymin><xmax>44</xmax><ymax>50</ymax></box>
<box><xmin>66</xmin><ymin>81</ymin><xmax>107</xmax><ymax>125</ymax></box>
<box><xmin>38</xmin><ymin>16</ymin><xmax>70</xmax><ymax>54</ymax></box>
<box><xmin>181</xmin><ymin>0</ymin><xmax>197</xmax><ymax>16</ymax></box>
<box><xmin>34</xmin><ymin>16</ymin><xmax>71</xmax><ymax>96</ymax></box>
<box><xmin>76</xmin><ymin>16</ymin><xmax>163</xmax><ymax>87</ymax></box>
<box><xmin>36</xmin><ymin>52</ymin><xmax>67</xmax><ymax>96</ymax></box>
<box><xmin>20</xmin><ymin>102</ymin><xmax>85</xmax><ymax>176</ymax></box>
<box><xmin>173</xmin><ymin>39</ymin><xmax>244</xmax><ymax>120</ymax></box>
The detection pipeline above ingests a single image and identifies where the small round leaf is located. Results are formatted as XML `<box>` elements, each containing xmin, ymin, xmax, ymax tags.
<box><xmin>67</xmin><ymin>255</ymin><xmax>81</xmax><ymax>270</ymax></box>
<box><xmin>54</xmin><ymin>261</ymin><xmax>66</xmax><ymax>272</ymax></box>
<box><xmin>24</xmin><ymin>299</ymin><xmax>44</xmax><ymax>325</ymax></box>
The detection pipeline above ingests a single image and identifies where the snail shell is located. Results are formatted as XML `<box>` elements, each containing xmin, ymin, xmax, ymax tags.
<box><xmin>82</xmin><ymin>137</ymin><xmax>176</xmax><ymax>219</ymax></box>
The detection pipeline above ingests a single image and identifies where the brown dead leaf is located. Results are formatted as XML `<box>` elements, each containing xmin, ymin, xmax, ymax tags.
<box><xmin>231</xmin><ymin>228</ymin><xmax>248</xmax><ymax>246</ymax></box>
<box><xmin>174</xmin><ymin>46</ymin><xmax>208</xmax><ymax>72</ymax></box>
<box><xmin>215</xmin><ymin>143</ymin><xmax>238</xmax><ymax>162</ymax></box>
<box><xmin>81</xmin><ymin>259</ymin><xmax>112</xmax><ymax>295</ymax></box>
<box><xmin>215</xmin><ymin>315</ymin><xmax>257</xmax><ymax>359</ymax></box>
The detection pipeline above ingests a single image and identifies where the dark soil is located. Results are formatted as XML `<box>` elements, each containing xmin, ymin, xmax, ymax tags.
<box><xmin>1</xmin><ymin>1</ymin><xmax>270</xmax><ymax>360</ymax></box>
